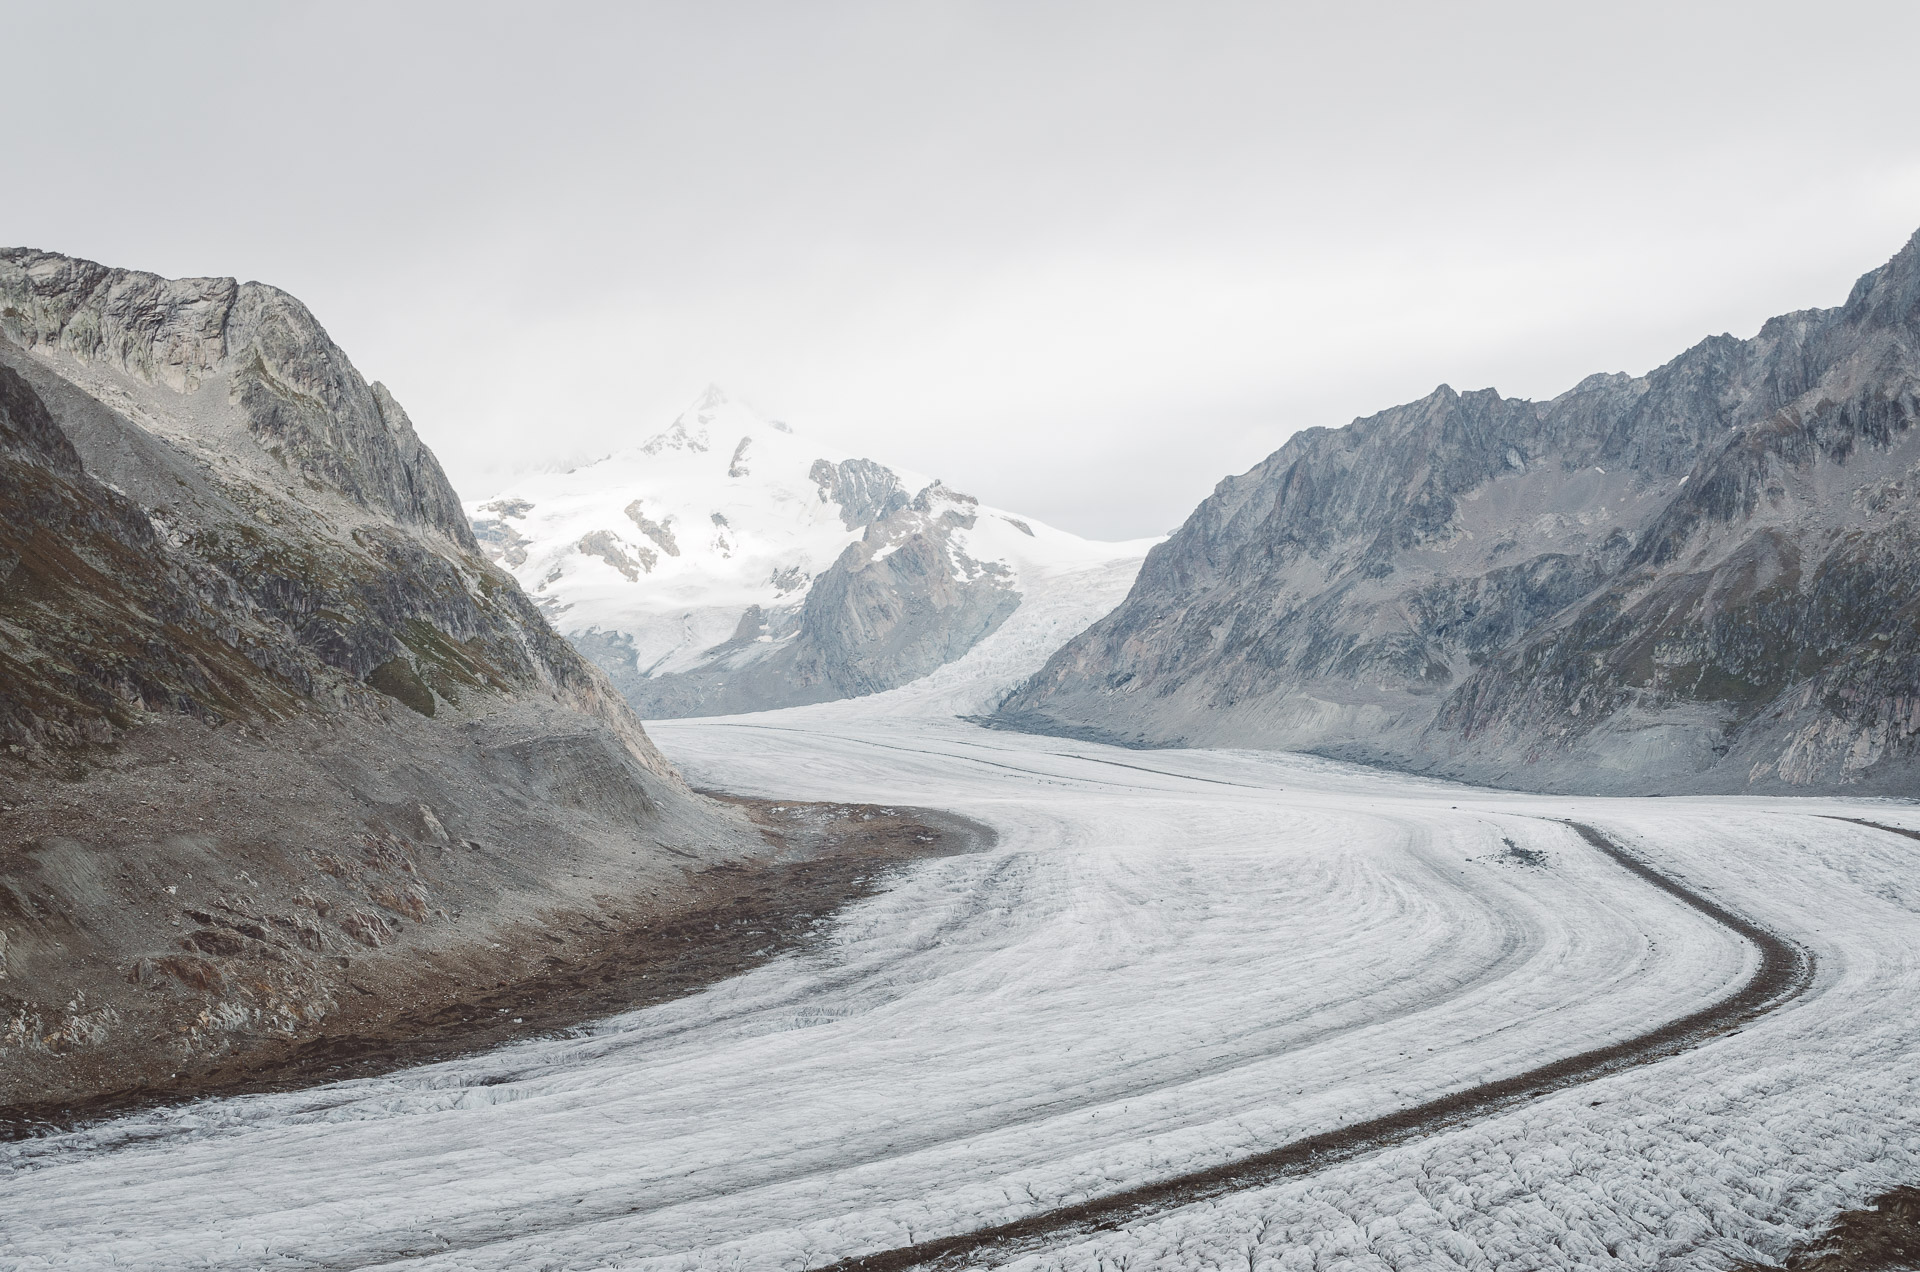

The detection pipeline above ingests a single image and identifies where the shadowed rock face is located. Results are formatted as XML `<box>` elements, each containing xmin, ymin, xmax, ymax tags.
<box><xmin>0</xmin><ymin>249</ymin><xmax>757</xmax><ymax>1106</ymax></box>
<box><xmin>999</xmin><ymin>228</ymin><xmax>1920</xmax><ymax>795</ymax></box>
<box><xmin>610</xmin><ymin>484</ymin><xmax>1021</xmax><ymax>718</ymax></box>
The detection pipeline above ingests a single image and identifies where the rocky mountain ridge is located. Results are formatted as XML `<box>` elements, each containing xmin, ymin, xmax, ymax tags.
<box><xmin>1</xmin><ymin>251</ymin><xmax>472</xmax><ymax>546</ymax></box>
<box><xmin>0</xmin><ymin>248</ymin><xmax>760</xmax><ymax>1107</ymax></box>
<box><xmin>998</xmin><ymin>228</ymin><xmax>1920</xmax><ymax>795</ymax></box>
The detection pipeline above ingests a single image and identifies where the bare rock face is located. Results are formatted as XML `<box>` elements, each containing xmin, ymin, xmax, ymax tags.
<box><xmin>0</xmin><ymin>250</ymin><xmax>472</xmax><ymax>545</ymax></box>
<box><xmin>0</xmin><ymin>249</ymin><xmax>758</xmax><ymax>1107</ymax></box>
<box><xmin>613</xmin><ymin>483</ymin><xmax>1021</xmax><ymax>717</ymax></box>
<box><xmin>809</xmin><ymin>456</ymin><xmax>911</xmax><ymax>529</ymax></box>
<box><xmin>794</xmin><ymin>483</ymin><xmax>1021</xmax><ymax>693</ymax></box>
<box><xmin>999</xmin><ymin>228</ymin><xmax>1920</xmax><ymax>795</ymax></box>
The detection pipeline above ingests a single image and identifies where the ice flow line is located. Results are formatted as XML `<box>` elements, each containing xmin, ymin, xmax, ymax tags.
<box><xmin>820</xmin><ymin>819</ymin><xmax>1815</xmax><ymax>1272</ymax></box>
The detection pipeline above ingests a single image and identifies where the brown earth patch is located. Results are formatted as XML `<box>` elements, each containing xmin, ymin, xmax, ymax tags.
<box><xmin>1731</xmin><ymin>1185</ymin><xmax>1920</xmax><ymax>1271</ymax></box>
<box><xmin>0</xmin><ymin>794</ymin><xmax>990</xmax><ymax>1138</ymax></box>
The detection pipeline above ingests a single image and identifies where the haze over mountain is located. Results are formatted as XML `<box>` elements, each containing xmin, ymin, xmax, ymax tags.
<box><xmin>999</xmin><ymin>227</ymin><xmax>1920</xmax><ymax>796</ymax></box>
<box><xmin>470</xmin><ymin>388</ymin><xmax>1156</xmax><ymax>718</ymax></box>
<box><xmin>19</xmin><ymin>7</ymin><xmax>1920</xmax><ymax>545</ymax></box>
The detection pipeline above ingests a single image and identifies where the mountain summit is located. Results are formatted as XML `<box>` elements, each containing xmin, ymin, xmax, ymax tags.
<box><xmin>471</xmin><ymin>389</ymin><xmax>1154</xmax><ymax>717</ymax></box>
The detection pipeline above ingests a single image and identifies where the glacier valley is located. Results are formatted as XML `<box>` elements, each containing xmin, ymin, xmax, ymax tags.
<box><xmin>4</xmin><ymin>682</ymin><xmax>1916</xmax><ymax>1270</ymax></box>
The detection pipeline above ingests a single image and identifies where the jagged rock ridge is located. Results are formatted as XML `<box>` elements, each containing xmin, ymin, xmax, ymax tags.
<box><xmin>998</xmin><ymin>228</ymin><xmax>1920</xmax><ymax>795</ymax></box>
<box><xmin>594</xmin><ymin>482</ymin><xmax>1026</xmax><ymax>717</ymax></box>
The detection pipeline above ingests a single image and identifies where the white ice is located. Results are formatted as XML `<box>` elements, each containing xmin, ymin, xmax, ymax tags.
<box><xmin>6</xmin><ymin>673</ymin><xmax>1920</xmax><ymax>1269</ymax></box>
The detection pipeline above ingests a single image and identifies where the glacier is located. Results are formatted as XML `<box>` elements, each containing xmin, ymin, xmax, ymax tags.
<box><xmin>4</xmin><ymin>675</ymin><xmax>1917</xmax><ymax>1268</ymax></box>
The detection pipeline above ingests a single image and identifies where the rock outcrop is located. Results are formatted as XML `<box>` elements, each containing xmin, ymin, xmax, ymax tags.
<box><xmin>998</xmin><ymin>228</ymin><xmax>1920</xmax><ymax>795</ymax></box>
<box><xmin>615</xmin><ymin>483</ymin><xmax>1023</xmax><ymax>716</ymax></box>
<box><xmin>809</xmin><ymin>456</ymin><xmax>911</xmax><ymax>529</ymax></box>
<box><xmin>0</xmin><ymin>249</ymin><xmax>760</xmax><ymax>1107</ymax></box>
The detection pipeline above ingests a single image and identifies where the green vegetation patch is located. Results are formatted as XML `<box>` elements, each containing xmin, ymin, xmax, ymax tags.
<box><xmin>368</xmin><ymin>657</ymin><xmax>435</xmax><ymax>717</ymax></box>
<box><xmin>398</xmin><ymin>618</ymin><xmax>509</xmax><ymax>704</ymax></box>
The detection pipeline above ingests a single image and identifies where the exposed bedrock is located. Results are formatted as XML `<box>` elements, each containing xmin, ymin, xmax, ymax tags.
<box><xmin>614</xmin><ymin>483</ymin><xmax>1021</xmax><ymax>718</ymax></box>
<box><xmin>810</xmin><ymin>455</ymin><xmax>911</xmax><ymax>529</ymax></box>
<box><xmin>999</xmin><ymin>228</ymin><xmax>1920</xmax><ymax>795</ymax></box>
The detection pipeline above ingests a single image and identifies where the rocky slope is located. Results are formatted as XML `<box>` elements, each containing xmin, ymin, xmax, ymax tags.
<box><xmin>998</xmin><ymin>228</ymin><xmax>1920</xmax><ymax>795</ymax></box>
<box><xmin>0</xmin><ymin>248</ymin><xmax>764</xmax><ymax>1108</ymax></box>
<box><xmin>472</xmin><ymin>388</ymin><xmax>1155</xmax><ymax>717</ymax></box>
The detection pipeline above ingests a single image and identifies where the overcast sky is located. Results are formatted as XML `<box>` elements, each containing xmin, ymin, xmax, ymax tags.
<box><xmin>10</xmin><ymin>2</ymin><xmax>1920</xmax><ymax>538</ymax></box>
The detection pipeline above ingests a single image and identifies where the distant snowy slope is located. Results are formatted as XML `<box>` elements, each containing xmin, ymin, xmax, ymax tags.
<box><xmin>778</xmin><ymin>546</ymin><xmax>1154</xmax><ymax>721</ymax></box>
<box><xmin>469</xmin><ymin>387</ymin><xmax>1157</xmax><ymax>717</ymax></box>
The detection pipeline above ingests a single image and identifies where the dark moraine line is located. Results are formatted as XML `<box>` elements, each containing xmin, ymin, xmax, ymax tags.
<box><xmin>823</xmin><ymin>820</ymin><xmax>1814</xmax><ymax>1272</ymax></box>
<box><xmin>1820</xmin><ymin>814</ymin><xmax>1920</xmax><ymax>843</ymax></box>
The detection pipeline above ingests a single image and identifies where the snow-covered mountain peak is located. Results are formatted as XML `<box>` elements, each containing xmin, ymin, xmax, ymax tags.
<box><xmin>635</xmin><ymin>384</ymin><xmax>740</xmax><ymax>455</ymax></box>
<box><xmin>638</xmin><ymin>419</ymin><xmax>710</xmax><ymax>455</ymax></box>
<box><xmin>616</xmin><ymin>387</ymin><xmax>849</xmax><ymax>477</ymax></box>
<box><xmin>471</xmin><ymin>390</ymin><xmax>930</xmax><ymax>658</ymax></box>
<box><xmin>468</xmin><ymin>392</ymin><xmax>1156</xmax><ymax>718</ymax></box>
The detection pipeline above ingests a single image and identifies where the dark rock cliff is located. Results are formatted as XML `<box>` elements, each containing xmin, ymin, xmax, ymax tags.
<box><xmin>998</xmin><ymin>229</ymin><xmax>1920</xmax><ymax>795</ymax></box>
